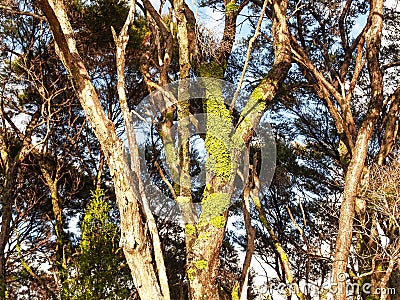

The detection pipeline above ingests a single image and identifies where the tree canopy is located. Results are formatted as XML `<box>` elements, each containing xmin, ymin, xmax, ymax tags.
<box><xmin>0</xmin><ymin>0</ymin><xmax>400</xmax><ymax>299</ymax></box>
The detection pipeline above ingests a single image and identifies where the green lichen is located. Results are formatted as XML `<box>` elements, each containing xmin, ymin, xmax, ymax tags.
<box><xmin>252</xmin><ymin>196</ymin><xmax>261</xmax><ymax>209</ymax></box>
<box><xmin>187</xmin><ymin>267</ymin><xmax>195</xmax><ymax>281</ymax></box>
<box><xmin>164</xmin><ymin>134</ymin><xmax>179</xmax><ymax>179</ymax></box>
<box><xmin>165</xmin><ymin>112</ymin><xmax>174</xmax><ymax>120</ymax></box>
<box><xmin>253</xmin><ymin>196</ymin><xmax>272</xmax><ymax>231</ymax></box>
<box><xmin>377</xmin><ymin>264</ymin><xmax>385</xmax><ymax>271</ymax></box>
<box><xmin>199</xmin><ymin>73</ymin><xmax>241</xmax><ymax>184</ymax></box>
<box><xmin>195</xmin><ymin>260</ymin><xmax>208</xmax><ymax>270</ymax></box>
<box><xmin>185</xmin><ymin>224</ymin><xmax>196</xmax><ymax>235</ymax></box>
<box><xmin>198</xmin><ymin>231</ymin><xmax>212</xmax><ymax>239</ymax></box>
<box><xmin>277</xmin><ymin>247</ymin><xmax>289</xmax><ymax>262</ymax></box>
<box><xmin>204</xmin><ymin>95</ymin><xmax>235</xmax><ymax>181</ymax></box>
<box><xmin>225</xmin><ymin>2</ymin><xmax>238</xmax><ymax>13</ymax></box>
<box><xmin>201</xmin><ymin>193</ymin><xmax>230</xmax><ymax>220</ymax></box>
<box><xmin>231</xmin><ymin>283</ymin><xmax>240</xmax><ymax>300</ymax></box>
<box><xmin>198</xmin><ymin>62</ymin><xmax>224</xmax><ymax>79</ymax></box>
<box><xmin>205</xmin><ymin>134</ymin><xmax>234</xmax><ymax>180</ymax></box>
<box><xmin>177</xmin><ymin>196</ymin><xmax>191</xmax><ymax>203</ymax></box>
<box><xmin>236</xmin><ymin>78</ymin><xmax>275</xmax><ymax>138</ymax></box>
<box><xmin>231</xmin><ymin>131</ymin><xmax>245</xmax><ymax>152</ymax></box>
<box><xmin>241</xmin><ymin>88</ymin><xmax>266</xmax><ymax>123</ymax></box>
<box><xmin>210</xmin><ymin>215</ymin><xmax>226</xmax><ymax>228</ymax></box>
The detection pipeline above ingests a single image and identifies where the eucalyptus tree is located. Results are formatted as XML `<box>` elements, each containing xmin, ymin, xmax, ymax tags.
<box><xmin>286</xmin><ymin>1</ymin><xmax>400</xmax><ymax>298</ymax></box>
<box><xmin>240</xmin><ymin>0</ymin><xmax>400</xmax><ymax>298</ymax></box>
<box><xmin>32</xmin><ymin>0</ymin><xmax>294</xmax><ymax>298</ymax></box>
<box><xmin>0</xmin><ymin>2</ymin><xmax>112</xmax><ymax>297</ymax></box>
<box><xmin>3</xmin><ymin>0</ymin><xmax>399</xmax><ymax>299</ymax></box>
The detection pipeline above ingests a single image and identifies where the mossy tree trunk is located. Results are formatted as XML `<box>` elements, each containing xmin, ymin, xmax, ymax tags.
<box><xmin>38</xmin><ymin>0</ymin><xmax>291</xmax><ymax>299</ymax></box>
<box><xmin>184</xmin><ymin>1</ymin><xmax>292</xmax><ymax>298</ymax></box>
<box><xmin>185</xmin><ymin>76</ymin><xmax>236</xmax><ymax>299</ymax></box>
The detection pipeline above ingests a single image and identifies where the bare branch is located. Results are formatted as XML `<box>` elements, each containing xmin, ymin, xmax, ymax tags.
<box><xmin>230</xmin><ymin>0</ymin><xmax>268</xmax><ymax>113</ymax></box>
<box><xmin>0</xmin><ymin>5</ymin><xmax>45</xmax><ymax>20</ymax></box>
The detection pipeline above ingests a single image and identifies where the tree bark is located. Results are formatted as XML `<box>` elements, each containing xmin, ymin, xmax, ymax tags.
<box><xmin>41</xmin><ymin>166</ymin><xmax>67</xmax><ymax>290</ymax></box>
<box><xmin>376</xmin><ymin>85</ymin><xmax>400</xmax><ymax>165</ymax></box>
<box><xmin>332</xmin><ymin>1</ymin><xmax>384</xmax><ymax>299</ymax></box>
<box><xmin>0</xmin><ymin>132</ymin><xmax>21</xmax><ymax>298</ymax></box>
<box><xmin>37</xmin><ymin>0</ymin><xmax>168</xmax><ymax>298</ymax></box>
<box><xmin>112</xmin><ymin>3</ymin><xmax>171</xmax><ymax>298</ymax></box>
<box><xmin>235</xmin><ymin>0</ymin><xmax>292</xmax><ymax>142</ymax></box>
<box><xmin>239</xmin><ymin>161</ymin><xmax>257</xmax><ymax>300</ymax></box>
<box><xmin>0</xmin><ymin>157</ymin><xmax>13</xmax><ymax>299</ymax></box>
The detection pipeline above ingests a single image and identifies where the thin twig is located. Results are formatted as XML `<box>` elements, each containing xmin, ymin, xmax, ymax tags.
<box><xmin>154</xmin><ymin>160</ymin><xmax>177</xmax><ymax>200</ymax></box>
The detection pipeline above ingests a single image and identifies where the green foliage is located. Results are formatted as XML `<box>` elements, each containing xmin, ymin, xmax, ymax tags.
<box><xmin>129</xmin><ymin>16</ymin><xmax>152</xmax><ymax>51</ymax></box>
<box><xmin>63</xmin><ymin>189</ymin><xmax>132</xmax><ymax>299</ymax></box>
<box><xmin>10</xmin><ymin>57</ymin><xmax>24</xmax><ymax>74</ymax></box>
<box><xmin>66</xmin><ymin>0</ymin><xmax>150</xmax><ymax>51</ymax></box>
<box><xmin>78</xmin><ymin>0</ymin><xmax>128</xmax><ymax>37</ymax></box>
<box><xmin>80</xmin><ymin>190</ymin><xmax>113</xmax><ymax>252</ymax></box>
<box><xmin>17</xmin><ymin>92</ymin><xmax>29</xmax><ymax>105</ymax></box>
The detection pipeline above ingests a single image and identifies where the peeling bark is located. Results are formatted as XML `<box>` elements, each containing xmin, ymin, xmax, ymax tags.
<box><xmin>37</xmin><ymin>0</ymin><xmax>167</xmax><ymax>298</ymax></box>
<box><xmin>332</xmin><ymin>1</ymin><xmax>384</xmax><ymax>299</ymax></box>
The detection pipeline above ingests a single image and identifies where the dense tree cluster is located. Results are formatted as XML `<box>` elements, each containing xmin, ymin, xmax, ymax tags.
<box><xmin>0</xmin><ymin>0</ymin><xmax>399</xmax><ymax>299</ymax></box>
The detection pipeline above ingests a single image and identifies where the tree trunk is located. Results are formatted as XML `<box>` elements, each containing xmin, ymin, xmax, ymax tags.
<box><xmin>41</xmin><ymin>167</ymin><xmax>67</xmax><ymax>289</ymax></box>
<box><xmin>376</xmin><ymin>86</ymin><xmax>400</xmax><ymax>165</ymax></box>
<box><xmin>37</xmin><ymin>1</ymin><xmax>167</xmax><ymax>298</ymax></box>
<box><xmin>185</xmin><ymin>1</ymin><xmax>291</xmax><ymax>298</ymax></box>
<box><xmin>240</xmin><ymin>160</ymin><xmax>257</xmax><ymax>300</ymax></box>
<box><xmin>332</xmin><ymin>1</ymin><xmax>384</xmax><ymax>299</ymax></box>
<box><xmin>0</xmin><ymin>137</ymin><xmax>15</xmax><ymax>299</ymax></box>
<box><xmin>0</xmin><ymin>175</ymin><xmax>13</xmax><ymax>299</ymax></box>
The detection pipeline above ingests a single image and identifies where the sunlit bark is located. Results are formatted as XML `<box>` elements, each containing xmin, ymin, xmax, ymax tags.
<box><xmin>37</xmin><ymin>0</ymin><xmax>168</xmax><ymax>298</ymax></box>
